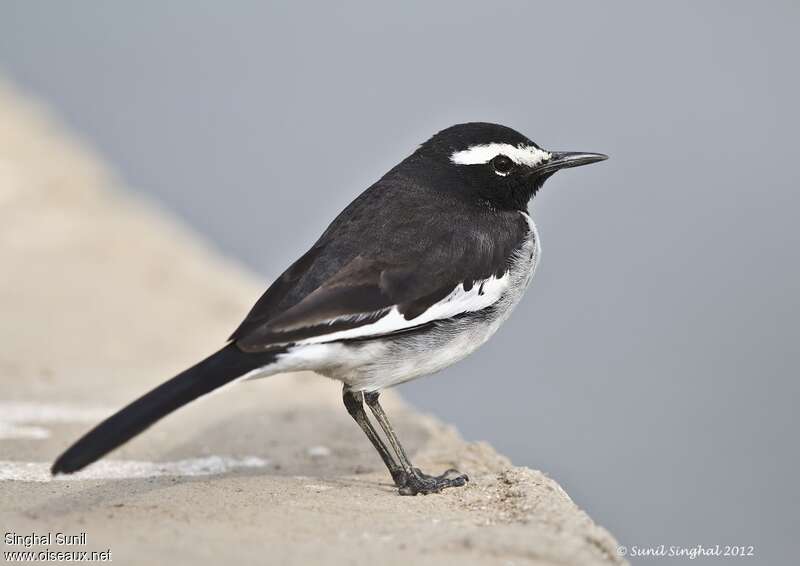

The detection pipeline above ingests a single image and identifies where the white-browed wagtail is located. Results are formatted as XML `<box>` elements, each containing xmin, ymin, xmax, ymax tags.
<box><xmin>52</xmin><ymin>122</ymin><xmax>607</xmax><ymax>495</ymax></box>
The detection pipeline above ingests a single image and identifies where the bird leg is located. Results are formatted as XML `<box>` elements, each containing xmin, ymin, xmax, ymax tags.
<box><xmin>362</xmin><ymin>390</ymin><xmax>469</xmax><ymax>496</ymax></box>
<box><xmin>342</xmin><ymin>387</ymin><xmax>405</xmax><ymax>485</ymax></box>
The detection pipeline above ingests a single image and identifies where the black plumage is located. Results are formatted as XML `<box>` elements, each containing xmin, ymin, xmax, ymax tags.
<box><xmin>232</xmin><ymin>123</ymin><xmax>542</xmax><ymax>349</ymax></box>
<box><xmin>232</xmin><ymin>186</ymin><xmax>529</xmax><ymax>349</ymax></box>
<box><xmin>51</xmin><ymin>343</ymin><xmax>282</xmax><ymax>475</ymax></box>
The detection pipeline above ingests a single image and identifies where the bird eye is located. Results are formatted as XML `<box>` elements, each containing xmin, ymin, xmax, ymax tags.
<box><xmin>490</xmin><ymin>154</ymin><xmax>515</xmax><ymax>176</ymax></box>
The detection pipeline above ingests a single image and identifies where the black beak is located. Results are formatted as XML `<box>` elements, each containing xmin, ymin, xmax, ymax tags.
<box><xmin>533</xmin><ymin>151</ymin><xmax>608</xmax><ymax>175</ymax></box>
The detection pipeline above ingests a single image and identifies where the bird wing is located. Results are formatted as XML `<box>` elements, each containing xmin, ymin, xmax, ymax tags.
<box><xmin>231</xmin><ymin>181</ymin><xmax>531</xmax><ymax>351</ymax></box>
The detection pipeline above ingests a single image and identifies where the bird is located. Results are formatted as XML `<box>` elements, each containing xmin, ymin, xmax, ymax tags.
<box><xmin>51</xmin><ymin>122</ymin><xmax>607</xmax><ymax>495</ymax></box>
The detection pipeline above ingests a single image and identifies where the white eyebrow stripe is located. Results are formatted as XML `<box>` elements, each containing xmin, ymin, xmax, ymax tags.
<box><xmin>450</xmin><ymin>143</ymin><xmax>551</xmax><ymax>167</ymax></box>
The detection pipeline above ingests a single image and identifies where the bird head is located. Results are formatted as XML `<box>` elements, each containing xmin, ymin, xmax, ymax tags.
<box><xmin>411</xmin><ymin>122</ymin><xmax>607</xmax><ymax>211</ymax></box>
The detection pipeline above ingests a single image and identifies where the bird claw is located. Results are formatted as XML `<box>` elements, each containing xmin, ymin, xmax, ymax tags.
<box><xmin>395</xmin><ymin>467</ymin><xmax>469</xmax><ymax>496</ymax></box>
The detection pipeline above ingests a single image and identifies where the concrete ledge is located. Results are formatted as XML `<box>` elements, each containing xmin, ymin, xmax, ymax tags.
<box><xmin>0</xmin><ymin>81</ymin><xmax>626</xmax><ymax>566</ymax></box>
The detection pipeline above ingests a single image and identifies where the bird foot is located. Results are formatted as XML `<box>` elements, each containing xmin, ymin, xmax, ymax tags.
<box><xmin>395</xmin><ymin>467</ymin><xmax>469</xmax><ymax>496</ymax></box>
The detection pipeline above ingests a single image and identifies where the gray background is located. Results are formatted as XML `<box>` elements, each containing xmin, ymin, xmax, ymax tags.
<box><xmin>2</xmin><ymin>1</ymin><xmax>797</xmax><ymax>564</ymax></box>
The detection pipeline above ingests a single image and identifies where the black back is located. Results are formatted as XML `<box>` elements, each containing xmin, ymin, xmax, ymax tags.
<box><xmin>231</xmin><ymin>123</ymin><xmax>537</xmax><ymax>350</ymax></box>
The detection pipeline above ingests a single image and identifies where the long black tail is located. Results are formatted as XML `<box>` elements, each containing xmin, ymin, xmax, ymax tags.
<box><xmin>51</xmin><ymin>342</ymin><xmax>281</xmax><ymax>475</ymax></box>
